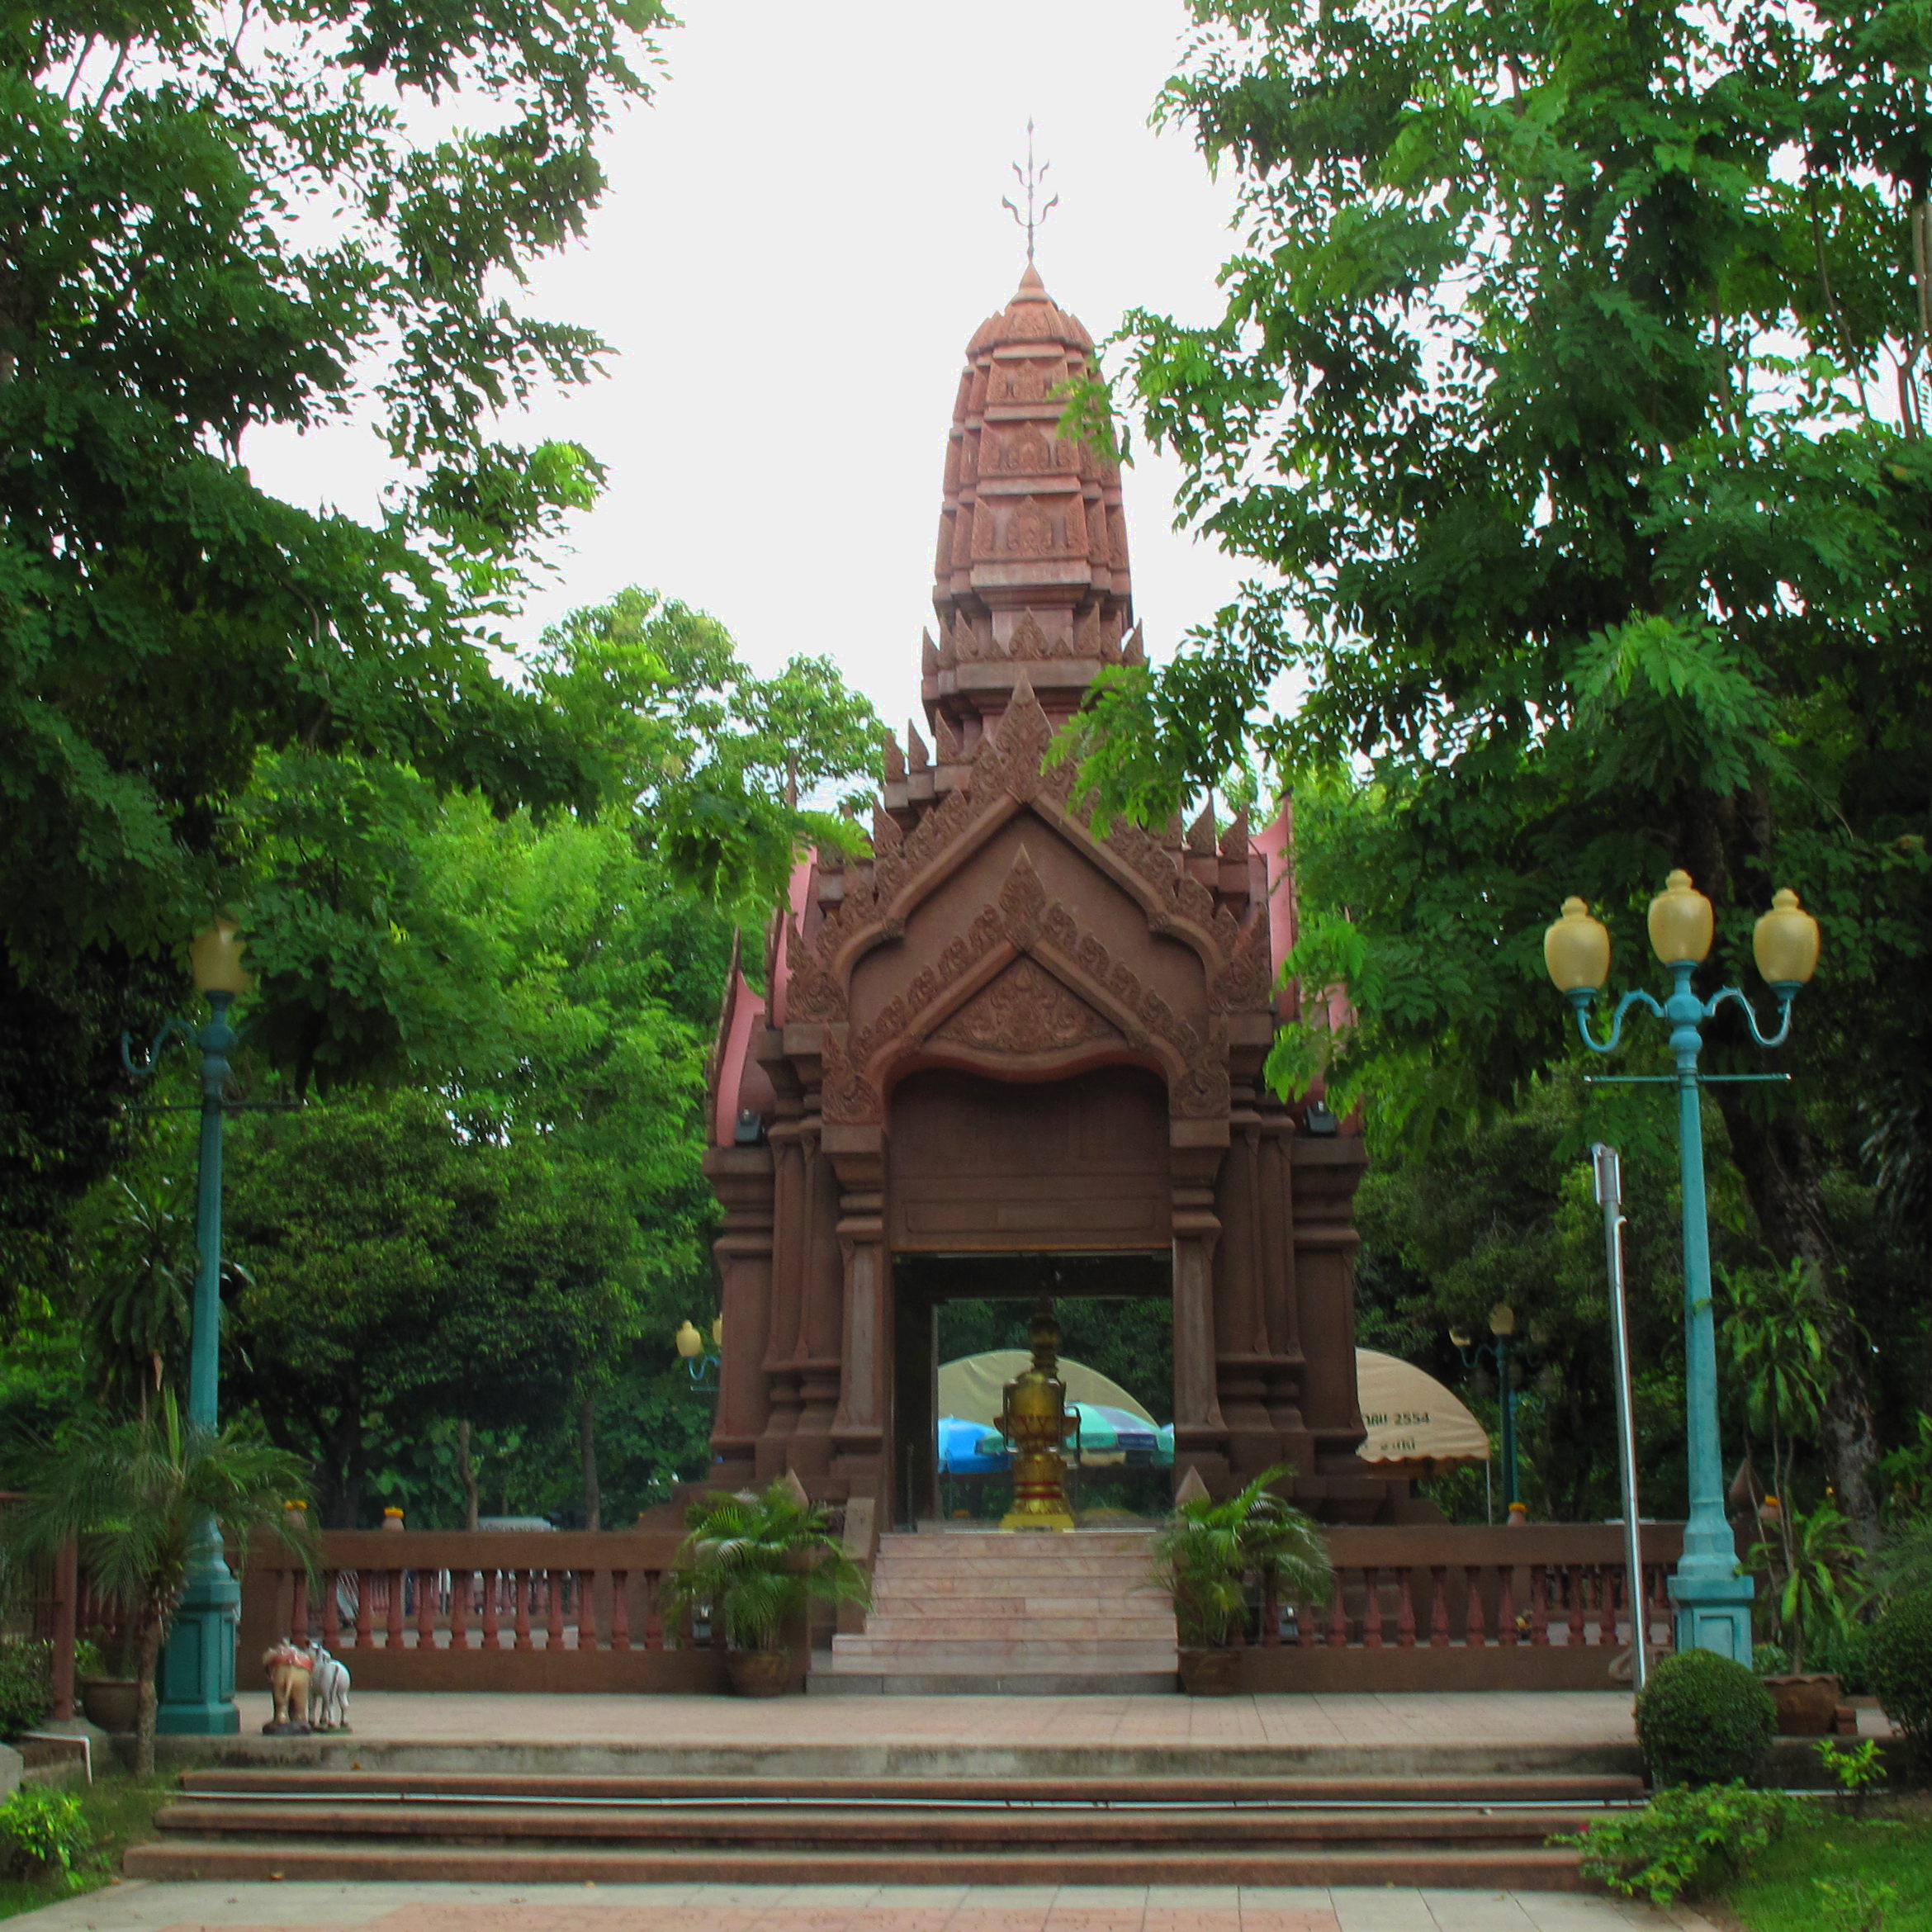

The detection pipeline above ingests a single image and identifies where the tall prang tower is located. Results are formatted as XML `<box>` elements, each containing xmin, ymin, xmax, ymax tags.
<box><xmin>703</xmin><ymin>264</ymin><xmax>1407</xmax><ymax>1524</ymax></box>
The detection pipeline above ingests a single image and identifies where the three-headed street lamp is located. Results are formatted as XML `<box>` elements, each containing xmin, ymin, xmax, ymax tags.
<box><xmin>1544</xmin><ymin>871</ymin><xmax>1821</xmax><ymax>1660</ymax></box>
<box><xmin>1450</xmin><ymin>1303</ymin><xmax>1522</xmax><ymax>1520</ymax></box>
<box><xmin>121</xmin><ymin>916</ymin><xmax>252</xmax><ymax>1735</ymax></box>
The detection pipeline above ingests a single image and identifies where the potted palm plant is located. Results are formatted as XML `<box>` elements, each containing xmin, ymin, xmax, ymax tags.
<box><xmin>666</xmin><ymin>1475</ymin><xmax>870</xmax><ymax>1694</ymax></box>
<box><xmin>1153</xmin><ymin>1468</ymin><xmax>1330</xmax><ymax>1695</ymax></box>
<box><xmin>1</xmin><ymin>1392</ymin><xmax>314</xmax><ymax>1773</ymax></box>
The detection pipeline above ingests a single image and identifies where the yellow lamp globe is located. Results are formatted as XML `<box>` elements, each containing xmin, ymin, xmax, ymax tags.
<box><xmin>1544</xmin><ymin>897</ymin><xmax>1611</xmax><ymax>993</ymax></box>
<box><xmin>1489</xmin><ymin>1302</ymin><xmax>1517</xmax><ymax>1339</ymax></box>
<box><xmin>674</xmin><ymin>1320</ymin><xmax>703</xmax><ymax>1360</ymax></box>
<box><xmin>711</xmin><ymin>1314</ymin><xmax>723</xmax><ymax>1349</ymax></box>
<box><xmin>189</xmin><ymin>916</ymin><xmax>251</xmax><ymax>996</ymax></box>
<box><xmin>1647</xmin><ymin>869</ymin><xmax>1714</xmax><ymax>967</ymax></box>
<box><xmin>1753</xmin><ymin>888</ymin><xmax>1821</xmax><ymax>987</ymax></box>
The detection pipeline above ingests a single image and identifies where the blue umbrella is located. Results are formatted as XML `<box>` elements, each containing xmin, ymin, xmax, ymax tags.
<box><xmin>937</xmin><ymin>1415</ymin><xmax>1010</xmax><ymax>1474</ymax></box>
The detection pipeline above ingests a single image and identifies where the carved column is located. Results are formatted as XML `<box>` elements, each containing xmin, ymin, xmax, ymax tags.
<box><xmin>754</xmin><ymin>1120</ymin><xmax>808</xmax><ymax>1478</ymax></box>
<box><xmin>705</xmin><ymin>1144</ymin><xmax>774</xmax><ymax>1488</ymax></box>
<box><xmin>1171</xmin><ymin>1143</ymin><xmax>1229</xmax><ymax>1485</ymax></box>
<box><xmin>1212</xmin><ymin>1120</ymin><xmax>1279</xmax><ymax>1476</ymax></box>
<box><xmin>1258</xmin><ymin>1120</ymin><xmax>1312</xmax><ymax>1468</ymax></box>
<box><xmin>780</xmin><ymin>1115</ymin><xmax>846</xmax><ymax>1480</ymax></box>
<box><xmin>830</xmin><ymin>1146</ymin><xmax>889</xmax><ymax>1500</ymax></box>
<box><xmin>1290</xmin><ymin>1136</ymin><xmax>1370</xmax><ymax>1475</ymax></box>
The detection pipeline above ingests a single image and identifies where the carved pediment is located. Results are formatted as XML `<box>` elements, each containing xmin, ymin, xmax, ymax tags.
<box><xmin>932</xmin><ymin>958</ymin><xmax>1121</xmax><ymax>1057</ymax></box>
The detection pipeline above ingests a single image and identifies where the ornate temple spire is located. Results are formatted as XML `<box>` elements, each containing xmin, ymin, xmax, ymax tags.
<box><xmin>925</xmin><ymin>264</ymin><xmax>1134</xmax><ymax>751</ymax></box>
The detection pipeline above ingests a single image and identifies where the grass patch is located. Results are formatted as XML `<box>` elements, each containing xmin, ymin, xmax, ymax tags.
<box><xmin>0</xmin><ymin>1771</ymin><xmax>177</xmax><ymax>1921</ymax></box>
<box><xmin>1722</xmin><ymin>1797</ymin><xmax>1932</xmax><ymax>1931</ymax></box>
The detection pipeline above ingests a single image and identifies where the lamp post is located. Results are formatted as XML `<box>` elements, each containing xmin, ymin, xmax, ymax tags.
<box><xmin>121</xmin><ymin>916</ymin><xmax>251</xmax><ymax>1735</ymax></box>
<box><xmin>675</xmin><ymin>1315</ymin><xmax>722</xmax><ymax>1391</ymax></box>
<box><xmin>1544</xmin><ymin>871</ymin><xmax>1821</xmax><ymax>1661</ymax></box>
<box><xmin>1451</xmin><ymin>1304</ymin><xmax>1522</xmax><ymax>1519</ymax></box>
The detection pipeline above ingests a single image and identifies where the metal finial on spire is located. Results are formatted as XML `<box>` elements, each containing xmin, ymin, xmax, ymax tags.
<box><xmin>1002</xmin><ymin>119</ymin><xmax>1058</xmax><ymax>263</ymax></box>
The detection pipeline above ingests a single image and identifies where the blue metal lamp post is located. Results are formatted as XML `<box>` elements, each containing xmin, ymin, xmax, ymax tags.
<box><xmin>1544</xmin><ymin>872</ymin><xmax>1821</xmax><ymax>1660</ymax></box>
<box><xmin>122</xmin><ymin>916</ymin><xmax>252</xmax><ymax>1734</ymax></box>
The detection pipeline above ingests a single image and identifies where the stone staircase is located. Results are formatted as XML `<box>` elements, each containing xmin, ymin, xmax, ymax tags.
<box><xmin>126</xmin><ymin>1760</ymin><xmax>1642</xmax><ymax>1890</ymax></box>
<box><xmin>822</xmin><ymin>1527</ymin><xmax>1177</xmax><ymax>1693</ymax></box>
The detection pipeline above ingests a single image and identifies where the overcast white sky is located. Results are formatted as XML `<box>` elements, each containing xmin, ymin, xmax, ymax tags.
<box><xmin>246</xmin><ymin>0</ymin><xmax>1251</xmax><ymax>739</ymax></box>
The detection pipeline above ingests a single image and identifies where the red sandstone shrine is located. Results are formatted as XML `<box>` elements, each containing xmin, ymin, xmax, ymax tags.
<box><xmin>704</xmin><ymin>266</ymin><xmax>1426</xmax><ymax>1528</ymax></box>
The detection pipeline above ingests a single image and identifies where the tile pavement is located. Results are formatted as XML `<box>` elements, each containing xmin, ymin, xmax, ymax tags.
<box><xmin>4</xmin><ymin>1882</ymin><xmax>1721</xmax><ymax>1932</ymax></box>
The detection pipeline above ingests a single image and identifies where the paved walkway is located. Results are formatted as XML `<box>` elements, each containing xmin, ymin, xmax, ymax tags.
<box><xmin>13</xmin><ymin>1881</ymin><xmax>1720</xmax><ymax>1932</ymax></box>
<box><xmin>228</xmin><ymin>1690</ymin><xmax>1656</xmax><ymax>1750</ymax></box>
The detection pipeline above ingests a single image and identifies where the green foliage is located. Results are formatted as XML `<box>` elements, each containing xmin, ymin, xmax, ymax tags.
<box><xmin>1558</xmin><ymin>1783</ymin><xmax>1793</xmax><ymax>1906</ymax></box>
<box><xmin>0</xmin><ymin>1392</ymin><xmax>310</xmax><ymax>1773</ymax></box>
<box><xmin>0</xmin><ymin>1643</ymin><xmax>51</xmax><ymax>1740</ymax></box>
<box><xmin>1812</xmin><ymin>1877</ymin><xmax>1900</xmax><ymax>1932</ymax></box>
<box><xmin>0</xmin><ymin>1788</ymin><xmax>91</xmax><ymax>1886</ymax></box>
<box><xmin>665</xmin><ymin>1480</ymin><xmax>870</xmax><ymax>1654</ymax></box>
<box><xmin>1151</xmin><ymin>1469</ymin><xmax>1330</xmax><ymax>1647</ymax></box>
<box><xmin>1636</xmin><ymin>1649</ymin><xmax>1778</xmax><ymax>1788</ymax></box>
<box><xmin>1067</xmin><ymin>0</ymin><xmax>1932</xmax><ymax>1540</ymax></box>
<box><xmin>1754</xmin><ymin>1642</ymin><xmax>1792</xmax><ymax>1676</ymax></box>
<box><xmin>1873</xmin><ymin>1507</ymin><xmax>1932</xmax><ymax>1603</ymax></box>
<box><xmin>1867</xmin><ymin>1591</ymin><xmax>1932</xmax><ymax>1753</ymax></box>
<box><xmin>1815</xmin><ymin>1739</ymin><xmax>1887</xmax><ymax>1819</ymax></box>
<box><xmin>1750</xmin><ymin>1501</ymin><xmax>1865</xmax><ymax>1677</ymax></box>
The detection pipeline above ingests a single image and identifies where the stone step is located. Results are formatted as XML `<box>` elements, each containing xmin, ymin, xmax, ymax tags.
<box><xmin>858</xmin><ymin>1616</ymin><xmax>1175</xmax><ymax>1641</ymax></box>
<box><xmin>827</xmin><ymin>1640</ymin><xmax>1179</xmax><ymax>1672</ymax></box>
<box><xmin>125</xmin><ymin>1838</ymin><xmax>1593</xmax><ymax>1891</ymax></box>
<box><xmin>871</xmin><ymin>1559</ymin><xmax>1160</xmax><ymax>1580</ymax></box>
<box><xmin>873</xmin><ymin>1592</ymin><xmax>1167</xmax><ymax>1607</ymax></box>
<box><xmin>149</xmin><ymin>1798</ymin><xmax>1608</xmax><ymax>1851</ymax></box>
<box><xmin>178</xmin><ymin>1769</ymin><xmax>1646</xmax><ymax>1807</ymax></box>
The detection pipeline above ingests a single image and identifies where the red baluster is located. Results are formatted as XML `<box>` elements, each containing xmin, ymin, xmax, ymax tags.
<box><xmin>1395</xmin><ymin>1568</ymin><xmax>1416</xmax><ymax>1648</ymax></box>
<box><xmin>1529</xmin><ymin>1565</ymin><xmax>1550</xmax><ymax>1646</ymax></box>
<box><xmin>1498</xmin><ymin>1564</ymin><xmax>1518</xmax><ymax>1646</ymax></box>
<box><xmin>610</xmin><ymin>1570</ymin><xmax>630</xmax><ymax>1650</ymax></box>
<box><xmin>576</xmin><ymin>1571</ymin><xmax>595</xmax><ymax>1650</ymax></box>
<box><xmin>321</xmin><ymin>1571</ymin><xmax>341</xmax><ymax>1650</ymax></box>
<box><xmin>357</xmin><ymin>1571</ymin><xmax>375</xmax><ymax>1650</ymax></box>
<box><xmin>1327</xmin><ymin>1574</ymin><xmax>1348</xmax><ymax>1649</ymax></box>
<box><xmin>514</xmin><ymin>1570</ymin><xmax>533</xmax><ymax>1650</ymax></box>
<box><xmin>547</xmin><ymin>1570</ymin><xmax>566</xmax><ymax>1650</ymax></box>
<box><xmin>449</xmin><ymin>1570</ymin><xmax>470</xmax><ymax>1649</ymax></box>
<box><xmin>1597</xmin><ymin>1566</ymin><xmax>1620</xmax><ymax>1646</ymax></box>
<box><xmin>416</xmin><ymin>1570</ymin><xmax>435</xmax><ymax>1650</ymax></box>
<box><xmin>1296</xmin><ymin>1588</ymin><xmax>1316</xmax><ymax>1648</ymax></box>
<box><xmin>1361</xmin><ymin>1567</ymin><xmax>1383</xmax><ymax>1648</ymax></box>
<box><xmin>481</xmin><ymin>1570</ymin><xmax>500</xmax><ymax>1650</ymax></box>
<box><xmin>1429</xmin><ymin>1566</ymin><xmax>1450</xmax><ymax>1646</ymax></box>
<box><xmin>1567</xmin><ymin>1565</ymin><xmax>1587</xmax><ymax>1647</ymax></box>
<box><xmin>1464</xmin><ymin>1565</ymin><xmax>1487</xmax><ymax>1646</ymax></box>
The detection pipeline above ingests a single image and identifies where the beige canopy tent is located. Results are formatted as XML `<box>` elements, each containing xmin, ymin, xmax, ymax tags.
<box><xmin>1355</xmin><ymin>1347</ymin><xmax>1490</xmax><ymax>1467</ymax></box>
<box><xmin>939</xmin><ymin>1347</ymin><xmax>1486</xmax><ymax>1470</ymax></box>
<box><xmin>938</xmin><ymin>1352</ymin><xmax>1154</xmax><ymax>1426</ymax></box>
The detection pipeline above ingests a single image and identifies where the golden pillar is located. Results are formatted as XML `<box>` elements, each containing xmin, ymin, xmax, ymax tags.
<box><xmin>999</xmin><ymin>1299</ymin><xmax>1076</xmax><ymax>1531</ymax></box>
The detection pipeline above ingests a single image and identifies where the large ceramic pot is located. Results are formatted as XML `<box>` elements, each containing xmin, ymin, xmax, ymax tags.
<box><xmin>1177</xmin><ymin>1647</ymin><xmax>1242</xmax><ymax>1697</ymax></box>
<box><xmin>1764</xmin><ymin>1673</ymin><xmax>1841</xmax><ymax>1735</ymax></box>
<box><xmin>78</xmin><ymin>1677</ymin><xmax>140</xmax><ymax>1734</ymax></box>
<box><xmin>725</xmin><ymin>1649</ymin><xmax>793</xmax><ymax>1697</ymax></box>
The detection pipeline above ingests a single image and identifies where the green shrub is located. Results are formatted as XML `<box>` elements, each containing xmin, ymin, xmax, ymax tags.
<box><xmin>0</xmin><ymin>1786</ymin><xmax>92</xmax><ymax>1884</ymax></box>
<box><xmin>1753</xmin><ymin>1641</ymin><xmax>1792</xmax><ymax>1675</ymax></box>
<box><xmin>1867</xmin><ymin>1589</ymin><xmax>1932</xmax><ymax>1754</ymax></box>
<box><xmin>1636</xmin><ymin>1648</ymin><xmax>1777</xmax><ymax>1788</ymax></box>
<box><xmin>0</xmin><ymin>1640</ymin><xmax>53</xmax><ymax>1739</ymax></box>
<box><xmin>1813</xmin><ymin>1619</ymin><xmax>1872</xmax><ymax>1696</ymax></box>
<box><xmin>1556</xmin><ymin>1783</ymin><xmax>1794</xmax><ymax>1905</ymax></box>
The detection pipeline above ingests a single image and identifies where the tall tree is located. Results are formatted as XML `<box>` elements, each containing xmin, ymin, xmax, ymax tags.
<box><xmin>1065</xmin><ymin>0</ymin><xmax>1932</xmax><ymax>1541</ymax></box>
<box><xmin>0</xmin><ymin>0</ymin><xmax>667</xmax><ymax>1231</ymax></box>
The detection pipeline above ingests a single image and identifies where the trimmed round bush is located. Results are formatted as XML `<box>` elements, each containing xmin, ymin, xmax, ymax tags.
<box><xmin>1868</xmin><ymin>1591</ymin><xmax>1932</xmax><ymax>1751</ymax></box>
<box><xmin>1635</xmin><ymin>1648</ymin><xmax>1777</xmax><ymax>1788</ymax></box>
